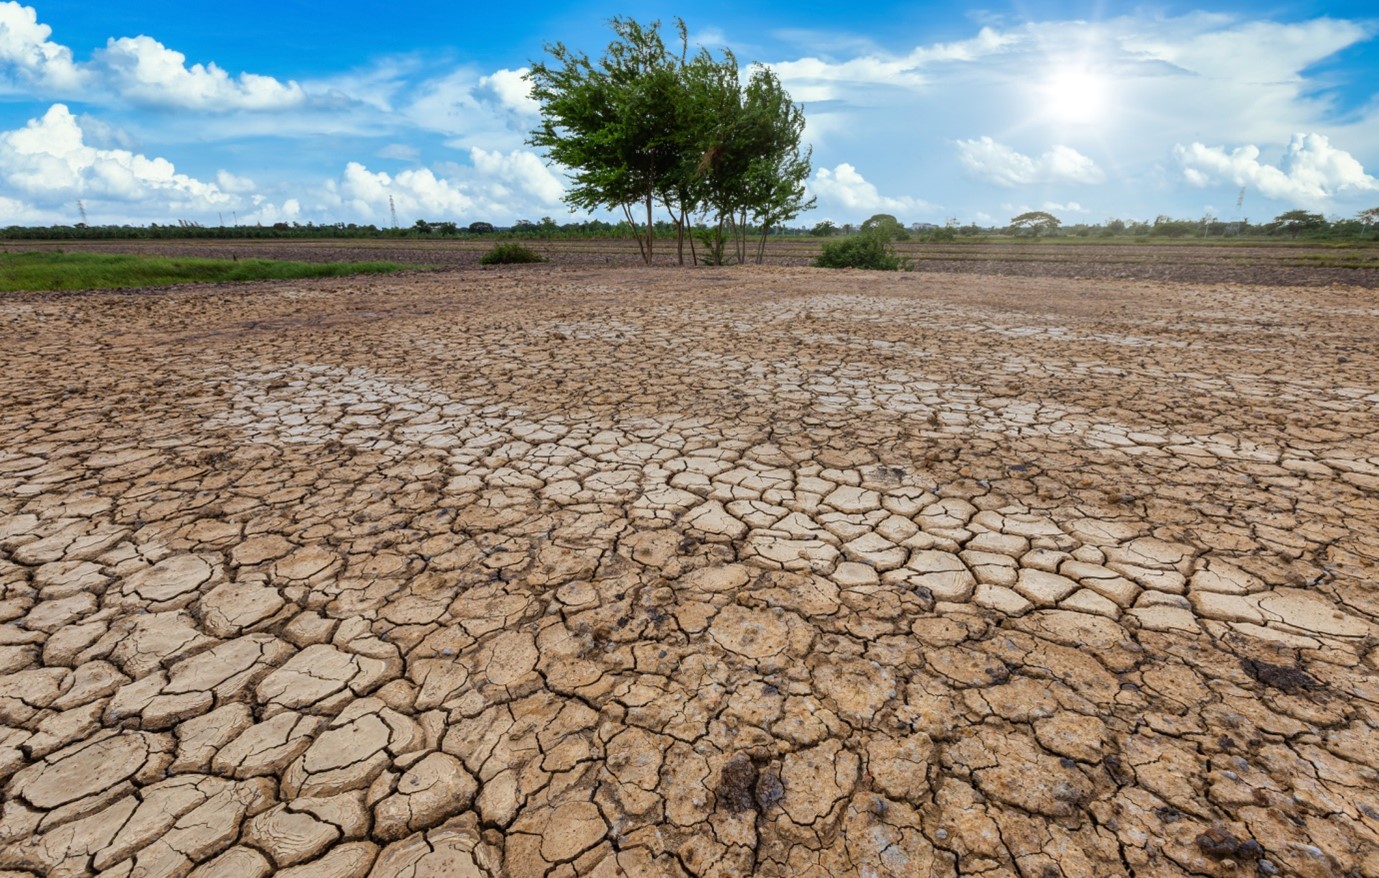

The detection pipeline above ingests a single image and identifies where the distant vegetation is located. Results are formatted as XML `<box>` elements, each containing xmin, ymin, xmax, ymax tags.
<box><xmin>0</xmin><ymin>251</ymin><xmax>408</xmax><ymax>293</ymax></box>
<box><xmin>478</xmin><ymin>242</ymin><xmax>546</xmax><ymax>265</ymax></box>
<box><xmin>3</xmin><ymin>207</ymin><xmax>1376</xmax><ymax>246</ymax></box>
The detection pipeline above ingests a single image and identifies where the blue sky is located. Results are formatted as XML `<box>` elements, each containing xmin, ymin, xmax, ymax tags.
<box><xmin>1</xmin><ymin>1</ymin><xmax>1376</xmax><ymax>228</ymax></box>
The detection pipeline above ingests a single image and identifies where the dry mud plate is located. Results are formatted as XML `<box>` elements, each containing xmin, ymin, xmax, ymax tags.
<box><xmin>1</xmin><ymin>265</ymin><xmax>1377</xmax><ymax>878</ymax></box>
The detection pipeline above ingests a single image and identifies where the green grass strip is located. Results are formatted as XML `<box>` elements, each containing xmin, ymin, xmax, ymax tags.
<box><xmin>0</xmin><ymin>251</ymin><xmax>411</xmax><ymax>292</ymax></box>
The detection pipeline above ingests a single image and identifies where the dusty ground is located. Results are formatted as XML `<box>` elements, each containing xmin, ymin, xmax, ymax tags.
<box><xmin>6</xmin><ymin>237</ymin><xmax>1379</xmax><ymax>288</ymax></box>
<box><xmin>0</xmin><ymin>264</ymin><xmax>1377</xmax><ymax>878</ymax></box>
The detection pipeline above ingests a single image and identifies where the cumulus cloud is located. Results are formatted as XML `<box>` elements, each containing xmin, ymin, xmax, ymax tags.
<box><xmin>240</xmin><ymin>197</ymin><xmax>301</xmax><ymax>225</ymax></box>
<box><xmin>94</xmin><ymin>35</ymin><xmax>305</xmax><ymax>110</ymax></box>
<box><xmin>954</xmin><ymin>137</ymin><xmax>1105</xmax><ymax>187</ymax></box>
<box><xmin>0</xmin><ymin>2</ymin><xmax>304</xmax><ymax>110</ymax></box>
<box><xmin>329</xmin><ymin>150</ymin><xmax>564</xmax><ymax>225</ymax></box>
<box><xmin>0</xmin><ymin>104</ymin><xmax>231</xmax><ymax>207</ymax></box>
<box><xmin>809</xmin><ymin>163</ymin><xmax>930</xmax><ymax>214</ymax></box>
<box><xmin>469</xmin><ymin>148</ymin><xmax>564</xmax><ymax>205</ymax></box>
<box><xmin>0</xmin><ymin>1</ymin><xmax>84</xmax><ymax>90</ymax></box>
<box><xmin>478</xmin><ymin>68</ymin><xmax>538</xmax><ymax>116</ymax></box>
<box><xmin>334</xmin><ymin>162</ymin><xmax>475</xmax><ymax>221</ymax></box>
<box><xmin>1174</xmin><ymin>133</ymin><xmax>1379</xmax><ymax>206</ymax></box>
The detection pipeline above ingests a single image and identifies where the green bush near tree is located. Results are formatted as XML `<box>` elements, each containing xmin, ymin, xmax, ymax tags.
<box><xmin>814</xmin><ymin>229</ymin><xmax>911</xmax><ymax>271</ymax></box>
<box><xmin>478</xmin><ymin>242</ymin><xmax>546</xmax><ymax>265</ymax></box>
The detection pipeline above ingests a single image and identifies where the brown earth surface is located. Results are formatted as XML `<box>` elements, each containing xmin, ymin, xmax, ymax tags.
<box><xmin>1</xmin><ymin>263</ymin><xmax>1377</xmax><ymax>877</ymax></box>
<box><xmin>5</xmin><ymin>236</ymin><xmax>1379</xmax><ymax>288</ymax></box>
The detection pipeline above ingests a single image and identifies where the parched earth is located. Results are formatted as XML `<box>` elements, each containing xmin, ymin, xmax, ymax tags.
<box><xmin>0</xmin><ymin>265</ymin><xmax>1377</xmax><ymax>878</ymax></box>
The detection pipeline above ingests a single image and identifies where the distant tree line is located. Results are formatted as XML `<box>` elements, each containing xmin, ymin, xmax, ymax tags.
<box><xmin>5</xmin><ymin>207</ymin><xmax>1375</xmax><ymax>243</ymax></box>
<box><xmin>1000</xmin><ymin>208</ymin><xmax>1379</xmax><ymax>241</ymax></box>
<box><xmin>0</xmin><ymin>217</ymin><xmax>820</xmax><ymax>242</ymax></box>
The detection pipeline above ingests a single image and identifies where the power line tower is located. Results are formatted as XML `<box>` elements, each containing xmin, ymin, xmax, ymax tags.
<box><xmin>1227</xmin><ymin>187</ymin><xmax>1246</xmax><ymax>237</ymax></box>
<box><xmin>389</xmin><ymin>195</ymin><xmax>398</xmax><ymax>230</ymax></box>
<box><xmin>77</xmin><ymin>200</ymin><xmax>88</xmax><ymax>226</ymax></box>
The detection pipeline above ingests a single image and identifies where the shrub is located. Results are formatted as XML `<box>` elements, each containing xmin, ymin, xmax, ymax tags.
<box><xmin>479</xmin><ymin>242</ymin><xmax>546</xmax><ymax>265</ymax></box>
<box><xmin>814</xmin><ymin>229</ymin><xmax>910</xmax><ymax>271</ymax></box>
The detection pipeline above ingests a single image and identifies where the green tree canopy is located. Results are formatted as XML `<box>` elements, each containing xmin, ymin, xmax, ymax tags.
<box><xmin>1272</xmin><ymin>209</ymin><xmax>1327</xmax><ymax>239</ymax></box>
<box><xmin>526</xmin><ymin>18</ymin><xmax>813</xmax><ymax>265</ymax></box>
<box><xmin>1010</xmin><ymin>211</ymin><xmax>1061</xmax><ymax>236</ymax></box>
<box><xmin>860</xmin><ymin>213</ymin><xmax>908</xmax><ymax>240</ymax></box>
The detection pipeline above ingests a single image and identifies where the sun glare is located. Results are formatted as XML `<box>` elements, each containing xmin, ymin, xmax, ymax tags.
<box><xmin>1039</xmin><ymin>67</ymin><xmax>1110</xmax><ymax>126</ymax></box>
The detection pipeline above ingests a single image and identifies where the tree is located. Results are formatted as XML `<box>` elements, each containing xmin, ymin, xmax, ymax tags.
<box><xmin>1272</xmin><ymin>209</ymin><xmax>1326</xmax><ymax>239</ymax></box>
<box><xmin>468</xmin><ymin>222</ymin><xmax>494</xmax><ymax>234</ymax></box>
<box><xmin>527</xmin><ymin>18</ymin><xmax>681</xmax><ymax>264</ymax></box>
<box><xmin>527</xmin><ymin>18</ymin><xmax>811</xmax><ymax>266</ymax></box>
<box><xmin>811</xmin><ymin>220</ymin><xmax>839</xmax><ymax>237</ymax></box>
<box><xmin>1009</xmin><ymin>211</ymin><xmax>1060</xmax><ymax>236</ymax></box>
<box><xmin>1358</xmin><ymin>207</ymin><xmax>1379</xmax><ymax>228</ymax></box>
<box><xmin>860</xmin><ymin>214</ymin><xmax>907</xmax><ymax>240</ymax></box>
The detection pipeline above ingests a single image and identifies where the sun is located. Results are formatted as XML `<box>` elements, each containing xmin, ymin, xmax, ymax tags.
<box><xmin>1038</xmin><ymin>67</ymin><xmax>1111</xmax><ymax>126</ymax></box>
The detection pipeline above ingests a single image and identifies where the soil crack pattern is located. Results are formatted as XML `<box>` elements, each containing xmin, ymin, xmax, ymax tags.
<box><xmin>0</xmin><ymin>265</ymin><xmax>1377</xmax><ymax>877</ymax></box>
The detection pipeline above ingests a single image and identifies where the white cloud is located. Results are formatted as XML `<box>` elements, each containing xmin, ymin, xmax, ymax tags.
<box><xmin>954</xmin><ymin>137</ymin><xmax>1105</xmax><ymax>187</ymax></box>
<box><xmin>74</xmin><ymin>113</ymin><xmax>138</xmax><ymax>149</ymax></box>
<box><xmin>809</xmin><ymin>163</ymin><xmax>930</xmax><ymax>215</ymax></box>
<box><xmin>0</xmin><ymin>104</ymin><xmax>231</xmax><ymax>208</ymax></box>
<box><xmin>0</xmin><ymin>2</ymin><xmax>303</xmax><ymax>110</ymax></box>
<box><xmin>773</xmin><ymin>26</ymin><xmax>1015</xmax><ymax>97</ymax></box>
<box><xmin>329</xmin><ymin>151</ymin><xmax>565</xmax><ymax>225</ymax></box>
<box><xmin>405</xmin><ymin>67</ymin><xmax>537</xmax><ymax>149</ymax></box>
<box><xmin>1120</xmin><ymin>16</ymin><xmax>1368</xmax><ymax>84</ymax></box>
<box><xmin>94</xmin><ymin>35</ymin><xmax>305</xmax><ymax>110</ymax></box>
<box><xmin>1174</xmin><ymin>133</ymin><xmax>1379</xmax><ymax>206</ymax></box>
<box><xmin>478</xmin><ymin>67</ymin><xmax>538</xmax><ymax>116</ymax></box>
<box><xmin>469</xmin><ymin>148</ymin><xmax>564</xmax><ymax>205</ymax></box>
<box><xmin>241</xmin><ymin>197</ymin><xmax>301</xmax><ymax>225</ymax></box>
<box><xmin>0</xmin><ymin>1</ymin><xmax>84</xmax><ymax>90</ymax></box>
<box><xmin>215</xmin><ymin>170</ymin><xmax>257</xmax><ymax>194</ymax></box>
<box><xmin>335</xmin><ymin>162</ymin><xmax>475</xmax><ymax>221</ymax></box>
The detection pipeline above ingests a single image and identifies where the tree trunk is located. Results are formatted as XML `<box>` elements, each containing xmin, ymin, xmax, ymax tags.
<box><xmin>687</xmin><ymin>208</ymin><xmax>698</xmax><ymax>265</ymax></box>
<box><xmin>676</xmin><ymin>204</ymin><xmax>686</xmax><ymax>265</ymax></box>
<box><xmin>738</xmin><ymin>208</ymin><xmax>748</xmax><ymax>264</ymax></box>
<box><xmin>622</xmin><ymin>204</ymin><xmax>648</xmax><ymax>263</ymax></box>
<box><xmin>645</xmin><ymin>184</ymin><xmax>654</xmax><ymax>265</ymax></box>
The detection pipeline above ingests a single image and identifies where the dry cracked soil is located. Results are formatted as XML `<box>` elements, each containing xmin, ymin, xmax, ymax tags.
<box><xmin>0</xmin><ymin>264</ymin><xmax>1377</xmax><ymax>878</ymax></box>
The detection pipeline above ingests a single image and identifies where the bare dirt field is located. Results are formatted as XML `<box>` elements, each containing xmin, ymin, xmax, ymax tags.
<box><xmin>1</xmin><ymin>263</ymin><xmax>1377</xmax><ymax>877</ymax></box>
<box><xmin>6</xmin><ymin>236</ymin><xmax>1379</xmax><ymax>288</ymax></box>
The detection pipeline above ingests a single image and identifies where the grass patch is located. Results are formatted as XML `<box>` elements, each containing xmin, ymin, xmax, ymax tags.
<box><xmin>0</xmin><ymin>251</ymin><xmax>410</xmax><ymax>292</ymax></box>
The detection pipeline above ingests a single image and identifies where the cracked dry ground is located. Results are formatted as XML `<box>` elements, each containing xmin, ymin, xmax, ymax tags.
<box><xmin>0</xmin><ymin>266</ymin><xmax>1377</xmax><ymax>878</ymax></box>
